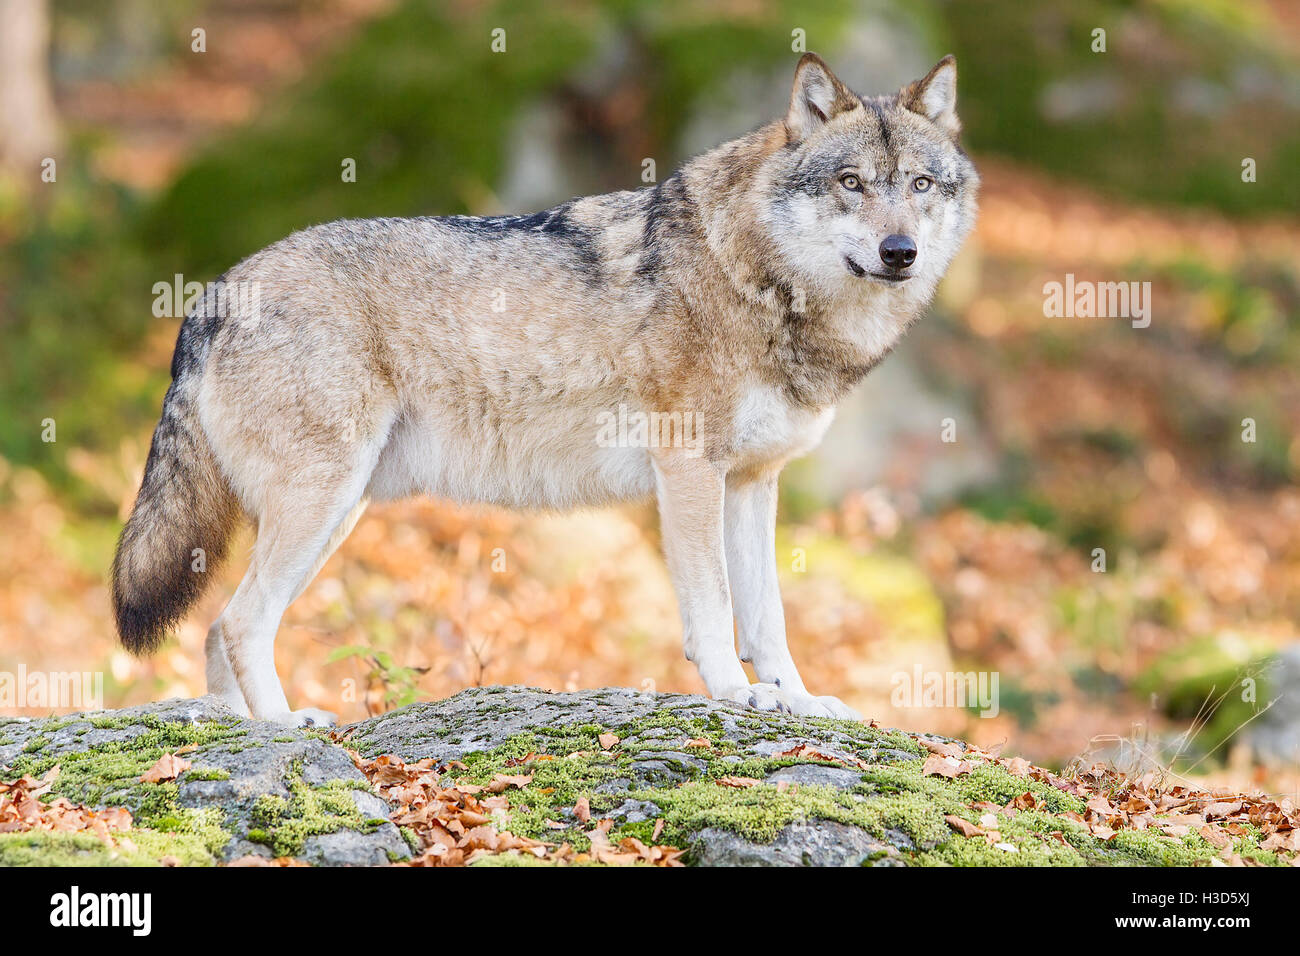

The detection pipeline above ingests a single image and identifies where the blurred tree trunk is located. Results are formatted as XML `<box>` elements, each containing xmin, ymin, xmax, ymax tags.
<box><xmin>0</xmin><ymin>0</ymin><xmax>62</xmax><ymax>183</ymax></box>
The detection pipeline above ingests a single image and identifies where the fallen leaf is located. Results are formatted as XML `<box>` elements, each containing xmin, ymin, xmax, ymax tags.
<box><xmin>1199</xmin><ymin>825</ymin><xmax>1231</xmax><ymax>850</ymax></box>
<box><xmin>716</xmin><ymin>776</ymin><xmax>761</xmax><ymax>788</ymax></box>
<box><xmin>1005</xmin><ymin>757</ymin><xmax>1032</xmax><ymax>777</ymax></box>
<box><xmin>140</xmin><ymin>753</ymin><xmax>191</xmax><ymax>784</ymax></box>
<box><xmin>945</xmin><ymin>814</ymin><xmax>984</xmax><ymax>838</ymax></box>
<box><xmin>923</xmin><ymin>753</ymin><xmax>971</xmax><ymax>778</ymax></box>
<box><xmin>917</xmin><ymin>736</ymin><xmax>964</xmax><ymax>758</ymax></box>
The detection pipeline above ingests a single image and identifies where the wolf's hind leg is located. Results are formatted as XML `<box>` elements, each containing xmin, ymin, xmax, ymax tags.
<box><xmin>205</xmin><ymin>619</ymin><xmax>250</xmax><ymax>716</ymax></box>
<box><xmin>287</xmin><ymin>497</ymin><xmax>369</xmax><ymax>605</ymax></box>
<box><xmin>724</xmin><ymin>475</ymin><xmax>861</xmax><ymax>721</ymax></box>
<box><xmin>205</xmin><ymin>497</ymin><xmax>368</xmax><ymax>720</ymax></box>
<box><xmin>218</xmin><ymin>461</ymin><xmax>378</xmax><ymax>727</ymax></box>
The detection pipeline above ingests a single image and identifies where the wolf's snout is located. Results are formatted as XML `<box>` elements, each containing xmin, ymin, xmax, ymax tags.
<box><xmin>879</xmin><ymin>234</ymin><xmax>917</xmax><ymax>269</ymax></box>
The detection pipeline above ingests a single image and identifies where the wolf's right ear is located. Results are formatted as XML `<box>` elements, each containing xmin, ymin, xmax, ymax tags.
<box><xmin>786</xmin><ymin>53</ymin><xmax>860</xmax><ymax>143</ymax></box>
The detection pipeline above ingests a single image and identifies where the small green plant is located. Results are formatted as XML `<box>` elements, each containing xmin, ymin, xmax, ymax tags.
<box><xmin>326</xmin><ymin>646</ymin><xmax>428</xmax><ymax>711</ymax></box>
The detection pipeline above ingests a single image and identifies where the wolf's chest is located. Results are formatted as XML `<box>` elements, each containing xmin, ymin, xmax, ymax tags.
<box><xmin>729</xmin><ymin>385</ymin><xmax>836</xmax><ymax>470</ymax></box>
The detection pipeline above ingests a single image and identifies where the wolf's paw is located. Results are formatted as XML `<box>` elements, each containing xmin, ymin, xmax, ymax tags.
<box><xmin>262</xmin><ymin>707</ymin><xmax>338</xmax><ymax>728</ymax></box>
<box><xmin>724</xmin><ymin>685</ymin><xmax>862</xmax><ymax>721</ymax></box>
<box><xmin>725</xmin><ymin>683</ymin><xmax>795</xmax><ymax>714</ymax></box>
<box><xmin>807</xmin><ymin>694</ymin><xmax>863</xmax><ymax>722</ymax></box>
<box><xmin>770</xmin><ymin>691</ymin><xmax>858</xmax><ymax>720</ymax></box>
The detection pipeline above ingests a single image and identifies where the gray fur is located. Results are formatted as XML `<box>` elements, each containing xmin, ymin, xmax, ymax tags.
<box><xmin>112</xmin><ymin>53</ymin><xmax>978</xmax><ymax>725</ymax></box>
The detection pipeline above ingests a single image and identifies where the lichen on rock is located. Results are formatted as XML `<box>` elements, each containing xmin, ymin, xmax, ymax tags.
<box><xmin>1</xmin><ymin>686</ymin><xmax>1292</xmax><ymax>867</ymax></box>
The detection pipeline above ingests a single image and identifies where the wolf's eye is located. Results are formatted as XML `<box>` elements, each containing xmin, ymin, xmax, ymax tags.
<box><xmin>839</xmin><ymin>174</ymin><xmax>862</xmax><ymax>192</ymax></box>
<box><xmin>912</xmin><ymin>176</ymin><xmax>933</xmax><ymax>193</ymax></box>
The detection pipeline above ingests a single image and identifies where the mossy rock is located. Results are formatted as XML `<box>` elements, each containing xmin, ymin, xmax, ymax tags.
<box><xmin>0</xmin><ymin>697</ymin><xmax>408</xmax><ymax>867</ymax></box>
<box><xmin>4</xmin><ymin>687</ymin><xmax>1287</xmax><ymax>866</ymax></box>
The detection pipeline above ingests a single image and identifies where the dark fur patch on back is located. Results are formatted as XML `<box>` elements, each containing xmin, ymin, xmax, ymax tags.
<box><xmin>440</xmin><ymin>201</ymin><xmax>603</xmax><ymax>281</ymax></box>
<box><xmin>635</xmin><ymin>174</ymin><xmax>695</xmax><ymax>283</ymax></box>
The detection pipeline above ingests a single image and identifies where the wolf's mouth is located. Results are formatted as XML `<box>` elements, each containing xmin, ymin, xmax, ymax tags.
<box><xmin>844</xmin><ymin>255</ymin><xmax>912</xmax><ymax>283</ymax></box>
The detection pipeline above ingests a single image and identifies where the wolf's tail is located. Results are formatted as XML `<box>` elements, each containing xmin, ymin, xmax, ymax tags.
<box><xmin>112</xmin><ymin>375</ymin><xmax>240</xmax><ymax>655</ymax></box>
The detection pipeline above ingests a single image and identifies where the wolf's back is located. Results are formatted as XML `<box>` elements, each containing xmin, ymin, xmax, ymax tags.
<box><xmin>111</xmin><ymin>311</ymin><xmax>240</xmax><ymax>654</ymax></box>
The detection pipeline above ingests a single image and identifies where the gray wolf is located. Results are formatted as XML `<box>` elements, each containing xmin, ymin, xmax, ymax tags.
<box><xmin>112</xmin><ymin>53</ymin><xmax>978</xmax><ymax>726</ymax></box>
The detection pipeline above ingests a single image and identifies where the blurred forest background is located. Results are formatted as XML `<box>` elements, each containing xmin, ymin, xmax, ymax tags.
<box><xmin>1</xmin><ymin>0</ymin><xmax>1298</xmax><ymax>795</ymax></box>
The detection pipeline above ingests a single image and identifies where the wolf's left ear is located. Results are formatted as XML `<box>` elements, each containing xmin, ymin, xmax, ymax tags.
<box><xmin>786</xmin><ymin>53</ymin><xmax>860</xmax><ymax>143</ymax></box>
<box><xmin>900</xmin><ymin>55</ymin><xmax>960</xmax><ymax>137</ymax></box>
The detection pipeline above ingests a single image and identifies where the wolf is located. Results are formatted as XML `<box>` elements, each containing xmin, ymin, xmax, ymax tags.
<box><xmin>112</xmin><ymin>53</ymin><xmax>978</xmax><ymax>726</ymax></box>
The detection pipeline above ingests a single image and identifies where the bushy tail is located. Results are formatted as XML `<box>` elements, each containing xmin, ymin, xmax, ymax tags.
<box><xmin>112</xmin><ymin>382</ymin><xmax>239</xmax><ymax>654</ymax></box>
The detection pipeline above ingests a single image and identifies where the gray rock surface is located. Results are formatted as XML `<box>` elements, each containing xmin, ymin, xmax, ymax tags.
<box><xmin>0</xmin><ymin>695</ymin><xmax>410</xmax><ymax>866</ymax></box>
<box><xmin>1</xmin><ymin>685</ymin><xmax>936</xmax><ymax>866</ymax></box>
<box><xmin>1244</xmin><ymin>646</ymin><xmax>1300</xmax><ymax>766</ymax></box>
<box><xmin>692</xmin><ymin>820</ymin><xmax>903</xmax><ymax>867</ymax></box>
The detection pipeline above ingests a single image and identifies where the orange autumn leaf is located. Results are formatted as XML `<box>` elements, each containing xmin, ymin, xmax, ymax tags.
<box><xmin>140</xmin><ymin>752</ymin><xmax>192</xmax><ymax>784</ymax></box>
<box><xmin>945</xmin><ymin>814</ymin><xmax>983</xmax><ymax>838</ymax></box>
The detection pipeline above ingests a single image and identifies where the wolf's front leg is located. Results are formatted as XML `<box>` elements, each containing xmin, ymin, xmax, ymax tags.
<box><xmin>653</xmin><ymin>454</ymin><xmax>792</xmax><ymax>715</ymax></box>
<box><xmin>723</xmin><ymin>475</ymin><xmax>861</xmax><ymax>721</ymax></box>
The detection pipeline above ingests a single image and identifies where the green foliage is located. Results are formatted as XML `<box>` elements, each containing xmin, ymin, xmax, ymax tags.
<box><xmin>0</xmin><ymin>167</ymin><xmax>163</xmax><ymax>501</ymax></box>
<box><xmin>1133</xmin><ymin>633</ymin><xmax>1276</xmax><ymax>761</ymax></box>
<box><xmin>327</xmin><ymin>645</ymin><xmax>428</xmax><ymax>709</ymax></box>
<box><xmin>947</xmin><ymin>0</ymin><xmax>1300</xmax><ymax>215</ymax></box>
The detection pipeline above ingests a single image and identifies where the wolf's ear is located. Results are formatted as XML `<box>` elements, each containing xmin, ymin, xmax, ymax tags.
<box><xmin>786</xmin><ymin>53</ymin><xmax>860</xmax><ymax>143</ymax></box>
<box><xmin>900</xmin><ymin>55</ymin><xmax>960</xmax><ymax>136</ymax></box>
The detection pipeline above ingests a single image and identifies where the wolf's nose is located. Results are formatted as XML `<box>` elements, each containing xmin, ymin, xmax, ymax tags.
<box><xmin>879</xmin><ymin>234</ymin><xmax>917</xmax><ymax>269</ymax></box>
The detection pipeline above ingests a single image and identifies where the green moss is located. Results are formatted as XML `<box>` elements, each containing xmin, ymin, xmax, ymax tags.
<box><xmin>6</xmin><ymin>713</ymin><xmax>246</xmax><ymax>808</ymax></box>
<box><xmin>1</xmin><ymin>714</ymin><xmax>245</xmax><ymax>861</ymax></box>
<box><xmin>0</xmin><ymin>828</ymin><xmax>217</xmax><ymax>867</ymax></box>
<box><xmin>411</xmin><ymin>704</ymin><xmax>1289</xmax><ymax>867</ymax></box>
<box><xmin>952</xmin><ymin>763</ymin><xmax>1086</xmax><ymax>815</ymax></box>
<box><xmin>430</xmin><ymin>711</ymin><xmax>948</xmax><ymax>860</ymax></box>
<box><xmin>398</xmin><ymin>826</ymin><xmax>420</xmax><ymax>853</ymax></box>
<box><xmin>183</xmin><ymin>767</ymin><xmax>230</xmax><ymax>781</ymax></box>
<box><xmin>246</xmin><ymin>763</ymin><xmax>377</xmax><ymax>858</ymax></box>
<box><xmin>468</xmin><ymin>850</ymin><xmax>562</xmax><ymax>867</ymax></box>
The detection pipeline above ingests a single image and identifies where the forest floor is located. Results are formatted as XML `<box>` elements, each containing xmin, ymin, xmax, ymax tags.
<box><xmin>2</xmin><ymin>0</ymin><xmax>1298</xmax><ymax>812</ymax></box>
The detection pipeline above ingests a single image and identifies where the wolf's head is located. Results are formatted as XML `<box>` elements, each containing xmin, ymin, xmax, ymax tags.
<box><xmin>752</xmin><ymin>53</ymin><xmax>978</xmax><ymax>309</ymax></box>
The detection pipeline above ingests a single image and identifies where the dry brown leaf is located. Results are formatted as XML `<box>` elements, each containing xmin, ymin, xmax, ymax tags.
<box><xmin>1199</xmin><ymin>825</ymin><xmax>1231</xmax><ymax>850</ymax></box>
<box><xmin>140</xmin><ymin>752</ymin><xmax>192</xmax><ymax>784</ymax></box>
<box><xmin>917</xmin><ymin>736</ymin><xmax>964</xmax><ymax>758</ymax></box>
<box><xmin>945</xmin><ymin>814</ymin><xmax>984</xmax><ymax>838</ymax></box>
<box><xmin>715</xmin><ymin>776</ymin><xmax>761</xmax><ymax>788</ymax></box>
<box><xmin>923</xmin><ymin>753</ymin><xmax>971</xmax><ymax>778</ymax></box>
<box><xmin>1005</xmin><ymin>757</ymin><xmax>1032</xmax><ymax>778</ymax></box>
